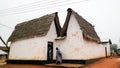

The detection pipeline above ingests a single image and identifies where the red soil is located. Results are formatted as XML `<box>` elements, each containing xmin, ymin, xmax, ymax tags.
<box><xmin>83</xmin><ymin>57</ymin><xmax>120</xmax><ymax>68</ymax></box>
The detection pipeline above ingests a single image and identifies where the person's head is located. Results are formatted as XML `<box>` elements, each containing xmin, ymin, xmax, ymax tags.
<box><xmin>56</xmin><ymin>47</ymin><xmax>58</xmax><ymax>50</ymax></box>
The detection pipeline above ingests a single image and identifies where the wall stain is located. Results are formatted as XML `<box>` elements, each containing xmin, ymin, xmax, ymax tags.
<box><xmin>71</xmin><ymin>32</ymin><xmax>78</xmax><ymax>37</ymax></box>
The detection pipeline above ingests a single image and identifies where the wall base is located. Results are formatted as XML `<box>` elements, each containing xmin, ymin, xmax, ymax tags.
<box><xmin>7</xmin><ymin>58</ymin><xmax>102</xmax><ymax>64</ymax></box>
<box><xmin>7</xmin><ymin>60</ymin><xmax>47</xmax><ymax>65</ymax></box>
<box><xmin>60</xmin><ymin>58</ymin><xmax>101</xmax><ymax>64</ymax></box>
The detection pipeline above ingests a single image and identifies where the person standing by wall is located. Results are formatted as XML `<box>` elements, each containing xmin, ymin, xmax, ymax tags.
<box><xmin>56</xmin><ymin>47</ymin><xmax>62</xmax><ymax>64</ymax></box>
<box><xmin>48</xmin><ymin>47</ymin><xmax>52</xmax><ymax>61</ymax></box>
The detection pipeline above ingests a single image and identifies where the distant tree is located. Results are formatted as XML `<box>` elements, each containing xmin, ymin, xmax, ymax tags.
<box><xmin>110</xmin><ymin>44</ymin><xmax>118</xmax><ymax>53</ymax></box>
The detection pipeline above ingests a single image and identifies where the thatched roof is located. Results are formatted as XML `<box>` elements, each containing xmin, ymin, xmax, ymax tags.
<box><xmin>8</xmin><ymin>12</ymin><xmax>61</xmax><ymax>42</ymax></box>
<box><xmin>8</xmin><ymin>8</ymin><xmax>100</xmax><ymax>42</ymax></box>
<box><xmin>61</xmin><ymin>8</ymin><xmax>100</xmax><ymax>42</ymax></box>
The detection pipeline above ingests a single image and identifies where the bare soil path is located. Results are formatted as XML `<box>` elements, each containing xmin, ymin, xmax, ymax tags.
<box><xmin>0</xmin><ymin>57</ymin><xmax>120</xmax><ymax>68</ymax></box>
<box><xmin>0</xmin><ymin>64</ymin><xmax>48</xmax><ymax>68</ymax></box>
<box><xmin>83</xmin><ymin>57</ymin><xmax>120</xmax><ymax>68</ymax></box>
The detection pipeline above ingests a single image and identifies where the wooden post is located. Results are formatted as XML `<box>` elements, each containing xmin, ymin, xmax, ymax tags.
<box><xmin>105</xmin><ymin>47</ymin><xmax>107</xmax><ymax>58</ymax></box>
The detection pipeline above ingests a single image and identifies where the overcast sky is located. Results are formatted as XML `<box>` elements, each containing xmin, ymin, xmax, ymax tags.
<box><xmin>0</xmin><ymin>0</ymin><xmax>120</xmax><ymax>47</ymax></box>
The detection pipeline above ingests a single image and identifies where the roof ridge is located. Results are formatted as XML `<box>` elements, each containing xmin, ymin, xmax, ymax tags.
<box><xmin>61</xmin><ymin>8</ymin><xmax>100</xmax><ymax>42</ymax></box>
<box><xmin>8</xmin><ymin>12</ymin><xmax>61</xmax><ymax>42</ymax></box>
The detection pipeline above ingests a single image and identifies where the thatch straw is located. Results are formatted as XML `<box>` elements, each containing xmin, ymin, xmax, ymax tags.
<box><xmin>8</xmin><ymin>13</ymin><xmax>58</xmax><ymax>42</ymax></box>
<box><xmin>62</xmin><ymin>8</ymin><xmax>100</xmax><ymax>42</ymax></box>
<box><xmin>8</xmin><ymin>8</ymin><xmax>100</xmax><ymax>43</ymax></box>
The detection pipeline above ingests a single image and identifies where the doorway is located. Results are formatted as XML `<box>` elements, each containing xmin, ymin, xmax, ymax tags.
<box><xmin>47</xmin><ymin>41</ymin><xmax>53</xmax><ymax>62</ymax></box>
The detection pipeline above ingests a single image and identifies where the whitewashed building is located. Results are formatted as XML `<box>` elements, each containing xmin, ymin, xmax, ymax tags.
<box><xmin>7</xmin><ymin>12</ymin><xmax>61</xmax><ymax>64</ymax></box>
<box><xmin>54</xmin><ymin>8</ymin><xmax>110</xmax><ymax>63</ymax></box>
<box><xmin>7</xmin><ymin>8</ymin><xmax>110</xmax><ymax>64</ymax></box>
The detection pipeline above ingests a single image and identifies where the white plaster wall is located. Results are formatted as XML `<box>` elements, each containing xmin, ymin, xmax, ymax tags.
<box><xmin>9</xmin><ymin>21</ymin><xmax>57</xmax><ymax>60</ymax></box>
<box><xmin>9</xmin><ymin>14</ymin><xmax>111</xmax><ymax>61</ymax></box>
<box><xmin>83</xmin><ymin>41</ymin><xmax>105</xmax><ymax>59</ymax></box>
<box><xmin>102</xmin><ymin>43</ymin><xmax>111</xmax><ymax>56</ymax></box>
<box><xmin>54</xmin><ymin>14</ymin><xmax>84</xmax><ymax>60</ymax></box>
<box><xmin>54</xmin><ymin>14</ymin><xmax>110</xmax><ymax>60</ymax></box>
<box><xmin>107</xmin><ymin>43</ymin><xmax>111</xmax><ymax>56</ymax></box>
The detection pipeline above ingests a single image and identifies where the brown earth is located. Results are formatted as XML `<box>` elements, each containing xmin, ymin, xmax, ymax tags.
<box><xmin>83</xmin><ymin>57</ymin><xmax>120</xmax><ymax>68</ymax></box>
<box><xmin>0</xmin><ymin>57</ymin><xmax>120</xmax><ymax>68</ymax></box>
<box><xmin>0</xmin><ymin>64</ymin><xmax>48</xmax><ymax>68</ymax></box>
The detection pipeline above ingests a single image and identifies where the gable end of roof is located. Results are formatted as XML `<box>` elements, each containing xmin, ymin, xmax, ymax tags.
<box><xmin>62</xmin><ymin>8</ymin><xmax>100</xmax><ymax>42</ymax></box>
<box><xmin>8</xmin><ymin>12</ymin><xmax>61</xmax><ymax>42</ymax></box>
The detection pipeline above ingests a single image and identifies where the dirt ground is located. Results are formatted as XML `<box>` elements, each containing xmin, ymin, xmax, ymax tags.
<box><xmin>83</xmin><ymin>57</ymin><xmax>120</xmax><ymax>68</ymax></box>
<box><xmin>0</xmin><ymin>64</ymin><xmax>49</xmax><ymax>68</ymax></box>
<box><xmin>0</xmin><ymin>57</ymin><xmax>120</xmax><ymax>68</ymax></box>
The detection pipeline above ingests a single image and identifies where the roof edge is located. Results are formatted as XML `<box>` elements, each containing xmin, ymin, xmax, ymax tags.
<box><xmin>7</xmin><ymin>12</ymin><xmax>60</xmax><ymax>42</ymax></box>
<box><xmin>62</xmin><ymin>8</ymin><xmax>100</xmax><ymax>42</ymax></box>
<box><xmin>61</xmin><ymin>8</ymin><xmax>72</xmax><ymax>36</ymax></box>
